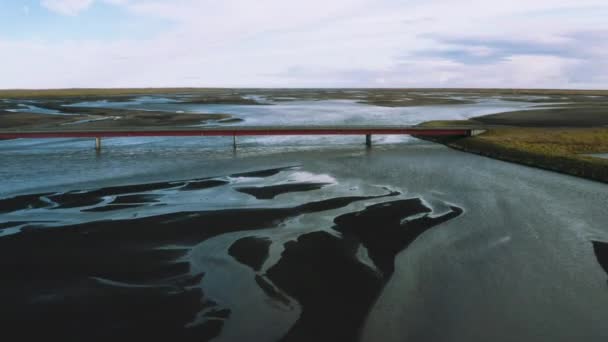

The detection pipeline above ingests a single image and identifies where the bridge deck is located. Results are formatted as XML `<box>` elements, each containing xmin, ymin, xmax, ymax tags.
<box><xmin>0</xmin><ymin>126</ymin><xmax>474</xmax><ymax>139</ymax></box>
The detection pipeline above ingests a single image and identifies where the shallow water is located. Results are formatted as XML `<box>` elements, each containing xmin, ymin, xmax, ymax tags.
<box><xmin>587</xmin><ymin>153</ymin><xmax>608</xmax><ymax>160</ymax></box>
<box><xmin>7</xmin><ymin>103</ymin><xmax>66</xmax><ymax>115</ymax></box>
<box><xmin>70</xmin><ymin>96</ymin><xmax>533</xmax><ymax>127</ymax></box>
<box><xmin>0</xmin><ymin>96</ymin><xmax>531</xmax><ymax>196</ymax></box>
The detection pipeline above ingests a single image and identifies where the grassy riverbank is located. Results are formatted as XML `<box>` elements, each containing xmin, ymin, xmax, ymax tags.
<box><xmin>420</xmin><ymin>122</ymin><xmax>608</xmax><ymax>183</ymax></box>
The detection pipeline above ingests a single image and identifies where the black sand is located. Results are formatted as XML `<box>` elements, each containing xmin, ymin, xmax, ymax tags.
<box><xmin>266</xmin><ymin>199</ymin><xmax>463</xmax><ymax>341</ymax></box>
<box><xmin>593</xmin><ymin>241</ymin><xmax>608</xmax><ymax>277</ymax></box>
<box><xmin>236</xmin><ymin>183</ymin><xmax>331</xmax><ymax>200</ymax></box>
<box><xmin>475</xmin><ymin>106</ymin><xmax>608</xmax><ymax>127</ymax></box>
<box><xmin>0</xmin><ymin>167</ymin><xmax>419</xmax><ymax>341</ymax></box>
<box><xmin>229</xmin><ymin>236</ymin><xmax>272</xmax><ymax>271</ymax></box>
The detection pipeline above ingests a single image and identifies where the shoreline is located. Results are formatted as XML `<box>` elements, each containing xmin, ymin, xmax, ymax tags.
<box><xmin>423</xmin><ymin>133</ymin><xmax>608</xmax><ymax>184</ymax></box>
<box><xmin>419</xmin><ymin>119</ymin><xmax>608</xmax><ymax>184</ymax></box>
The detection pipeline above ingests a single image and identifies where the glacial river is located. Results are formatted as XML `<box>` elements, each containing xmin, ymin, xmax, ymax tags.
<box><xmin>1</xmin><ymin>96</ymin><xmax>608</xmax><ymax>342</ymax></box>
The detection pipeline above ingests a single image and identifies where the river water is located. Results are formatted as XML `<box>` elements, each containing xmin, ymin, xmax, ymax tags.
<box><xmin>0</xmin><ymin>97</ymin><xmax>531</xmax><ymax>196</ymax></box>
<box><xmin>1</xmin><ymin>95</ymin><xmax>608</xmax><ymax>341</ymax></box>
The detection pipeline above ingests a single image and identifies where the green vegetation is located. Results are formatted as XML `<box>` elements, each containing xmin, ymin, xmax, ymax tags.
<box><xmin>420</xmin><ymin>120</ymin><xmax>608</xmax><ymax>183</ymax></box>
<box><xmin>419</xmin><ymin>91</ymin><xmax>608</xmax><ymax>183</ymax></box>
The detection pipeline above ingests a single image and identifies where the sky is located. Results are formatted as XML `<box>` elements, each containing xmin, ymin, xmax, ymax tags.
<box><xmin>1</xmin><ymin>0</ymin><xmax>607</xmax><ymax>89</ymax></box>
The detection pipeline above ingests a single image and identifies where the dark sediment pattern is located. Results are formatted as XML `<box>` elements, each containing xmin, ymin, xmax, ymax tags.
<box><xmin>593</xmin><ymin>241</ymin><xmax>608</xmax><ymax>278</ymax></box>
<box><xmin>0</xmin><ymin>166</ymin><xmax>465</xmax><ymax>342</ymax></box>
<box><xmin>267</xmin><ymin>231</ymin><xmax>383</xmax><ymax>342</ymax></box>
<box><xmin>266</xmin><ymin>199</ymin><xmax>463</xmax><ymax>342</ymax></box>
<box><xmin>0</xmin><ymin>176</ymin><xmax>217</xmax><ymax>213</ymax></box>
<box><xmin>255</xmin><ymin>275</ymin><xmax>292</xmax><ymax>306</ymax></box>
<box><xmin>79</xmin><ymin>194</ymin><xmax>163</xmax><ymax>213</ymax></box>
<box><xmin>95</xmin><ymin>180</ymin><xmax>186</xmax><ymax>195</ymax></box>
<box><xmin>110</xmin><ymin>194</ymin><xmax>162</xmax><ymax>204</ymax></box>
<box><xmin>231</xmin><ymin>166</ymin><xmax>297</xmax><ymax>178</ymax></box>
<box><xmin>0</xmin><ymin>218</ymin><xmax>220</xmax><ymax>342</ymax></box>
<box><xmin>0</xmin><ymin>182</ymin><xmax>175</xmax><ymax>212</ymax></box>
<box><xmin>334</xmin><ymin>199</ymin><xmax>464</xmax><ymax>276</ymax></box>
<box><xmin>236</xmin><ymin>183</ymin><xmax>331</xmax><ymax>200</ymax></box>
<box><xmin>49</xmin><ymin>191</ymin><xmax>108</xmax><ymax>208</ymax></box>
<box><xmin>0</xmin><ymin>193</ymin><xmax>54</xmax><ymax>213</ymax></box>
<box><xmin>179</xmin><ymin>180</ymin><xmax>228</xmax><ymax>191</ymax></box>
<box><xmin>217</xmin><ymin>118</ymin><xmax>245</xmax><ymax>124</ymax></box>
<box><xmin>229</xmin><ymin>236</ymin><xmax>272</xmax><ymax>271</ymax></box>
<box><xmin>0</xmin><ymin>221</ymin><xmax>29</xmax><ymax>229</ymax></box>
<box><xmin>0</xmin><ymin>207</ymin><xmax>286</xmax><ymax>340</ymax></box>
<box><xmin>0</xmin><ymin>167</ymin><xmax>406</xmax><ymax>341</ymax></box>
<box><xmin>297</xmin><ymin>193</ymin><xmax>399</xmax><ymax>213</ymax></box>
<box><xmin>0</xmin><ymin>167</ymin><xmax>301</xmax><ymax>214</ymax></box>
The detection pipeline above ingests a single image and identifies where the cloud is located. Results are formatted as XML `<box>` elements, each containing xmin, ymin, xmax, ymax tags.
<box><xmin>5</xmin><ymin>0</ymin><xmax>608</xmax><ymax>88</ymax></box>
<box><xmin>275</xmin><ymin>54</ymin><xmax>584</xmax><ymax>89</ymax></box>
<box><xmin>40</xmin><ymin>0</ymin><xmax>95</xmax><ymax>15</ymax></box>
<box><xmin>411</xmin><ymin>30</ymin><xmax>606</xmax><ymax>66</ymax></box>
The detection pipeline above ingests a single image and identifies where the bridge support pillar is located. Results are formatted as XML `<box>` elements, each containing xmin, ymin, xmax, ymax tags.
<box><xmin>365</xmin><ymin>134</ymin><xmax>372</xmax><ymax>148</ymax></box>
<box><xmin>233</xmin><ymin>135</ymin><xmax>237</xmax><ymax>150</ymax></box>
<box><xmin>95</xmin><ymin>137</ymin><xmax>101</xmax><ymax>151</ymax></box>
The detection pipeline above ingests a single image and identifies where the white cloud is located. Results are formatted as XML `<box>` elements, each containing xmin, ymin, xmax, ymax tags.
<box><xmin>7</xmin><ymin>0</ymin><xmax>608</xmax><ymax>88</ymax></box>
<box><xmin>41</xmin><ymin>0</ymin><xmax>94</xmax><ymax>16</ymax></box>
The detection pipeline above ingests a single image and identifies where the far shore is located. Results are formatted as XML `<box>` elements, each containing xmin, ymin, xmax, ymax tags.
<box><xmin>2</xmin><ymin>87</ymin><xmax>608</xmax><ymax>98</ymax></box>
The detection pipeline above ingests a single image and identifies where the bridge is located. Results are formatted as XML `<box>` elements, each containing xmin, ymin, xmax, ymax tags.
<box><xmin>0</xmin><ymin>126</ymin><xmax>485</xmax><ymax>150</ymax></box>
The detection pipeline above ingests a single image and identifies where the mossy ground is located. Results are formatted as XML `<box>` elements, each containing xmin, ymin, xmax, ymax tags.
<box><xmin>421</xmin><ymin>120</ymin><xmax>608</xmax><ymax>183</ymax></box>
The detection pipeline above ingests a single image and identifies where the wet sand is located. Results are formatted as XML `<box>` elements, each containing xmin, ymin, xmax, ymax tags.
<box><xmin>474</xmin><ymin>107</ymin><xmax>608</xmax><ymax>127</ymax></box>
